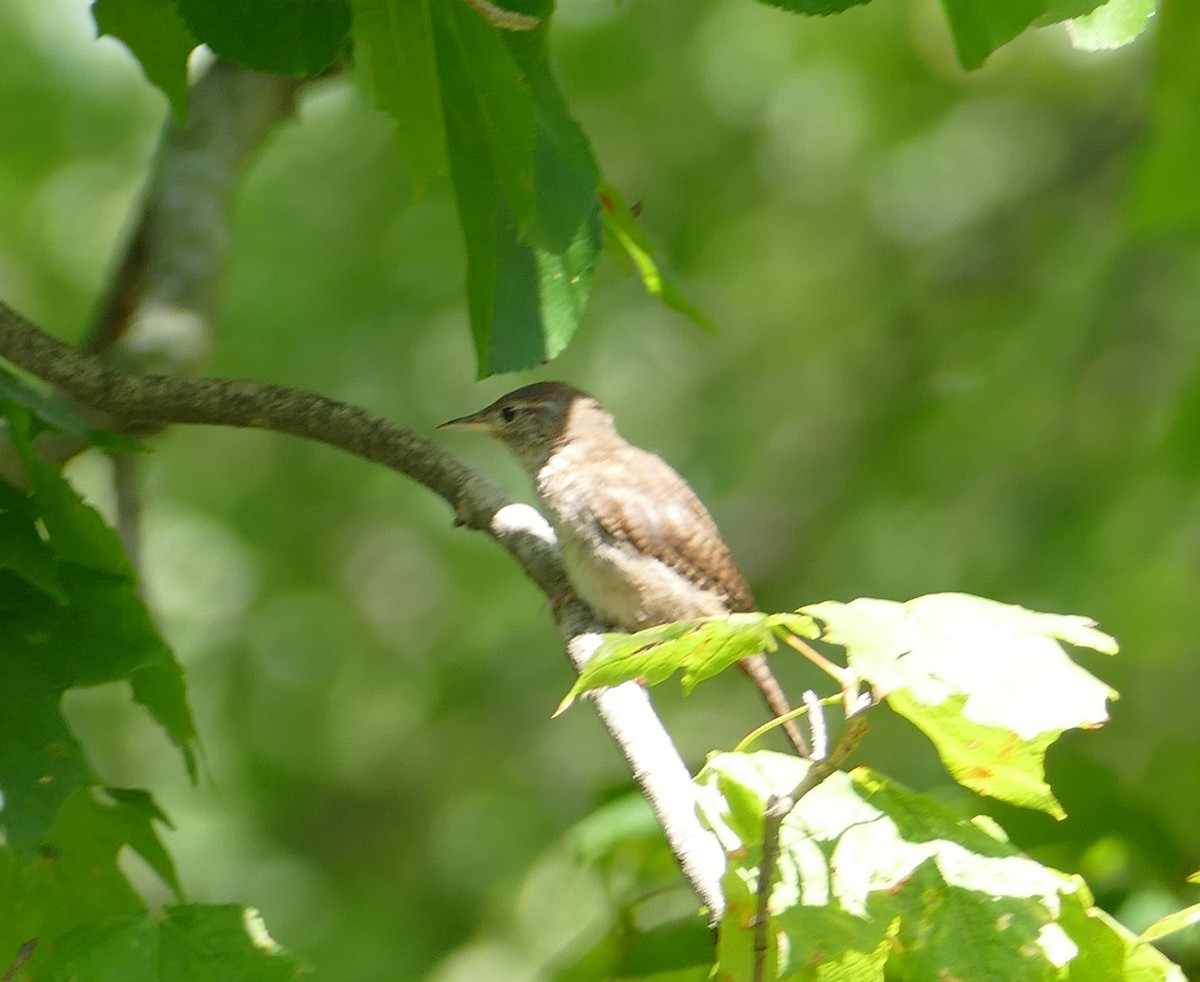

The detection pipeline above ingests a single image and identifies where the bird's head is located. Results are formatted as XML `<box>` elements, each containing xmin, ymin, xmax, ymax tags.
<box><xmin>439</xmin><ymin>381</ymin><xmax>606</xmax><ymax>472</ymax></box>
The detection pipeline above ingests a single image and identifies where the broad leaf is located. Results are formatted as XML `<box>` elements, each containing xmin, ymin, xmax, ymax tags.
<box><xmin>937</xmin><ymin>0</ymin><xmax>1048</xmax><ymax>69</ymax></box>
<box><xmin>351</xmin><ymin>0</ymin><xmax>447</xmax><ymax>192</ymax></box>
<box><xmin>699</xmin><ymin>753</ymin><xmax>1184</xmax><ymax>981</ymax></box>
<box><xmin>39</xmin><ymin>904</ymin><xmax>305</xmax><ymax>981</ymax></box>
<box><xmin>91</xmin><ymin>0</ymin><xmax>197</xmax><ymax>119</ymax></box>
<box><xmin>0</xmin><ymin>406</ymin><xmax>196</xmax><ymax>856</ymax></box>
<box><xmin>804</xmin><ymin>593</ymin><xmax>1117</xmax><ymax>816</ymax></box>
<box><xmin>1038</xmin><ymin>0</ymin><xmax>1107</xmax><ymax>20</ymax></box>
<box><xmin>1066</xmin><ymin>0</ymin><xmax>1157</xmax><ymax>49</ymax></box>
<box><xmin>177</xmin><ymin>0</ymin><xmax>351</xmax><ymax>76</ymax></box>
<box><xmin>433</xmin><ymin>0</ymin><xmax>600</xmax><ymax>374</ymax></box>
<box><xmin>0</xmin><ymin>479</ymin><xmax>65</xmax><ymax>601</ymax></box>
<box><xmin>556</xmin><ymin>612</ymin><xmax>818</xmax><ymax>714</ymax></box>
<box><xmin>753</xmin><ymin>0</ymin><xmax>871</xmax><ymax>14</ymax></box>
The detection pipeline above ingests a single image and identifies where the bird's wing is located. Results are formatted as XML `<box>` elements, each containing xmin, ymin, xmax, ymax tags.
<box><xmin>583</xmin><ymin>445</ymin><xmax>756</xmax><ymax>612</ymax></box>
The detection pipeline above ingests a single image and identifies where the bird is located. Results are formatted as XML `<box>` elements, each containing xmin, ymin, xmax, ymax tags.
<box><xmin>440</xmin><ymin>380</ymin><xmax>808</xmax><ymax>756</ymax></box>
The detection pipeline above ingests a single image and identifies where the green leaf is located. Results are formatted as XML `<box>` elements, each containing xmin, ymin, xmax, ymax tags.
<box><xmin>0</xmin><ymin>423</ymin><xmax>196</xmax><ymax>853</ymax></box>
<box><xmin>1066</xmin><ymin>0</ymin><xmax>1156</xmax><ymax>49</ymax></box>
<box><xmin>433</xmin><ymin>0</ymin><xmax>600</xmax><ymax>374</ymax></box>
<box><xmin>937</xmin><ymin>0</ymin><xmax>1049</xmax><ymax>70</ymax></box>
<box><xmin>600</xmin><ymin>182</ymin><xmax>717</xmax><ymax>335</ymax></box>
<box><xmin>804</xmin><ymin>593</ymin><xmax>1118</xmax><ymax>816</ymax></box>
<box><xmin>39</xmin><ymin>904</ymin><xmax>306</xmax><ymax>981</ymax></box>
<box><xmin>1037</xmin><ymin>0</ymin><xmax>1107</xmax><ymax>23</ymax></box>
<box><xmin>0</xmin><ymin>644</ymin><xmax>95</xmax><ymax>859</ymax></box>
<box><xmin>806</xmin><ymin>593</ymin><xmax>1118</xmax><ymax>734</ymax></box>
<box><xmin>698</xmin><ymin>753</ymin><xmax>1185</xmax><ymax>980</ymax></box>
<box><xmin>504</xmin><ymin>20</ymin><xmax>599</xmax><ymax>253</ymax></box>
<box><xmin>177</xmin><ymin>0</ymin><xmax>351</xmax><ymax>76</ymax></box>
<box><xmin>351</xmin><ymin>0</ymin><xmax>447</xmax><ymax>192</ymax></box>
<box><xmin>0</xmin><ymin>479</ymin><xmax>65</xmax><ymax>602</ymax></box>
<box><xmin>91</xmin><ymin>0</ymin><xmax>197</xmax><ymax>119</ymax></box>
<box><xmin>890</xmin><ymin>690</ymin><xmax>1065</xmax><ymax>817</ymax></box>
<box><xmin>54</xmin><ymin>789</ymin><xmax>182</xmax><ymax>906</ymax></box>
<box><xmin>23</xmin><ymin>453</ymin><xmax>132</xmax><ymax>577</ymax></box>
<box><xmin>435</xmin><ymin>0</ymin><xmax>536</xmax><ymax>228</ymax></box>
<box><xmin>0</xmin><ymin>365</ymin><xmax>145</xmax><ymax>453</ymax></box>
<box><xmin>751</xmin><ymin>0</ymin><xmax>872</xmax><ymax>15</ymax></box>
<box><xmin>0</xmin><ymin>565</ymin><xmax>197</xmax><ymax>854</ymax></box>
<box><xmin>557</xmin><ymin>612</ymin><xmax>818</xmax><ymax>714</ymax></box>
<box><xmin>1140</xmin><ymin>903</ymin><xmax>1200</xmax><ymax>944</ymax></box>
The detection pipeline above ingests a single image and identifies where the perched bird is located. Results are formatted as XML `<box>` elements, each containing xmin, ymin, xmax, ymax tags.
<box><xmin>441</xmin><ymin>381</ymin><xmax>807</xmax><ymax>756</ymax></box>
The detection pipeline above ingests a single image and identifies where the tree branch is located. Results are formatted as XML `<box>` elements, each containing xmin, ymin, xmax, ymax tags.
<box><xmin>88</xmin><ymin>60</ymin><xmax>309</xmax><ymax>369</ymax></box>
<box><xmin>0</xmin><ymin>298</ymin><xmax>728</xmax><ymax>922</ymax></box>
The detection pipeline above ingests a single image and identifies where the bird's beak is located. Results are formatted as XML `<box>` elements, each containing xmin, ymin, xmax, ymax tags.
<box><xmin>437</xmin><ymin>411</ymin><xmax>495</xmax><ymax>433</ymax></box>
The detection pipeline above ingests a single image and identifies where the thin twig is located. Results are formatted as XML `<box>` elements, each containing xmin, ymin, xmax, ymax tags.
<box><xmin>751</xmin><ymin>712</ymin><xmax>871</xmax><ymax>982</ymax></box>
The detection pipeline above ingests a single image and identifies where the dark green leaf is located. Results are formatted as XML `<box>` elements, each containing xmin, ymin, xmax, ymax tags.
<box><xmin>0</xmin><ymin>644</ymin><xmax>94</xmax><ymax>858</ymax></box>
<box><xmin>92</xmin><ymin>0</ymin><xmax>197</xmax><ymax>119</ymax></box>
<box><xmin>937</xmin><ymin>0</ymin><xmax>1048</xmax><ymax>69</ymax></box>
<box><xmin>23</xmin><ymin>453</ymin><xmax>131</xmax><ymax>576</ymax></box>
<box><xmin>0</xmin><ymin>366</ymin><xmax>145</xmax><ymax>453</ymax></box>
<box><xmin>753</xmin><ymin>0</ymin><xmax>872</xmax><ymax>15</ymax></box>
<box><xmin>434</xmin><ymin>0</ymin><xmax>599</xmax><ymax>374</ymax></box>
<box><xmin>0</xmin><ymin>556</ymin><xmax>197</xmax><ymax>853</ymax></box>
<box><xmin>177</xmin><ymin>0</ymin><xmax>350</xmax><ymax>76</ymax></box>
<box><xmin>351</xmin><ymin>0</ymin><xmax>446</xmax><ymax>191</ymax></box>
<box><xmin>436</xmin><ymin>0</ymin><xmax>536</xmax><ymax>228</ymax></box>
<box><xmin>1037</xmin><ymin>0</ymin><xmax>1107</xmax><ymax>23</ymax></box>
<box><xmin>504</xmin><ymin>22</ymin><xmax>599</xmax><ymax>253</ymax></box>
<box><xmin>0</xmin><ymin>479</ymin><xmax>65</xmax><ymax>602</ymax></box>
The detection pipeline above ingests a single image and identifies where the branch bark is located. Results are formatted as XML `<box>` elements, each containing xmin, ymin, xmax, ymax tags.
<box><xmin>0</xmin><ymin>298</ymin><xmax>728</xmax><ymax>922</ymax></box>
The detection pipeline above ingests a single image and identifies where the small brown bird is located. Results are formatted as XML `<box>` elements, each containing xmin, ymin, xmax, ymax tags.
<box><xmin>441</xmin><ymin>381</ymin><xmax>808</xmax><ymax>756</ymax></box>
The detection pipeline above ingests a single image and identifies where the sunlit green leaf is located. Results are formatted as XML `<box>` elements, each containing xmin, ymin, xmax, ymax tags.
<box><xmin>1140</xmin><ymin>903</ymin><xmax>1200</xmax><ymax>944</ymax></box>
<box><xmin>600</xmin><ymin>181</ymin><xmax>716</xmax><ymax>335</ymax></box>
<box><xmin>557</xmin><ymin>612</ymin><xmax>818</xmax><ymax>714</ymax></box>
<box><xmin>699</xmin><ymin>754</ymin><xmax>1182</xmax><ymax>980</ymax></box>
<box><xmin>804</xmin><ymin>593</ymin><xmax>1117</xmax><ymax>815</ymax></box>
<box><xmin>1067</xmin><ymin>0</ymin><xmax>1156</xmax><ymax>49</ymax></box>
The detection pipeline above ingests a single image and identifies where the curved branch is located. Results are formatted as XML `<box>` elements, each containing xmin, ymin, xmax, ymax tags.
<box><xmin>0</xmin><ymin>298</ymin><xmax>728</xmax><ymax>922</ymax></box>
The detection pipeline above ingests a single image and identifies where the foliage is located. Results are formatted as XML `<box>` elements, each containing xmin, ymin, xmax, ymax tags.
<box><xmin>0</xmin><ymin>392</ymin><xmax>306</xmax><ymax>975</ymax></box>
<box><xmin>2</xmin><ymin>0</ymin><xmax>1199</xmax><ymax>978</ymax></box>
<box><xmin>89</xmin><ymin>0</ymin><xmax>1156</xmax><ymax>376</ymax></box>
<box><xmin>551</xmin><ymin>595</ymin><xmax>1185</xmax><ymax>977</ymax></box>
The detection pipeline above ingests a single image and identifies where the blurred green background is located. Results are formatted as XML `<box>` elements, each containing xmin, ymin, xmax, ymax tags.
<box><xmin>2</xmin><ymin>0</ymin><xmax>1198</xmax><ymax>977</ymax></box>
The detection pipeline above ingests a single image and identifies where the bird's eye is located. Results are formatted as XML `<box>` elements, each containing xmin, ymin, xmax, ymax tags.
<box><xmin>500</xmin><ymin>405</ymin><xmax>520</xmax><ymax>423</ymax></box>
